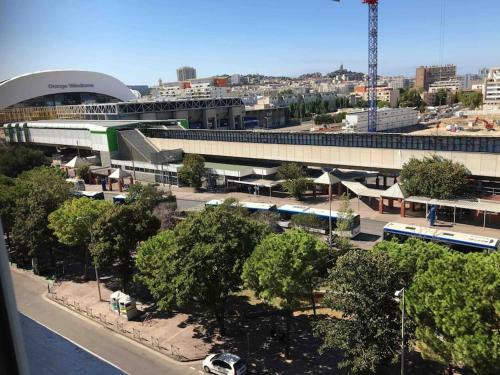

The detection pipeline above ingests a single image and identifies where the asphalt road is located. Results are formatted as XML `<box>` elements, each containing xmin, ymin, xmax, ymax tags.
<box><xmin>12</xmin><ymin>269</ymin><xmax>205</xmax><ymax>375</ymax></box>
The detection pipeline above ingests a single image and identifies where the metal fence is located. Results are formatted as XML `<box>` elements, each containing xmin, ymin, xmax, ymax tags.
<box><xmin>47</xmin><ymin>284</ymin><xmax>204</xmax><ymax>362</ymax></box>
<box><xmin>141</xmin><ymin>128</ymin><xmax>500</xmax><ymax>154</ymax></box>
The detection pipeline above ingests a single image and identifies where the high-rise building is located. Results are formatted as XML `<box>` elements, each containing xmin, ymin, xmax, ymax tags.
<box><xmin>176</xmin><ymin>66</ymin><xmax>196</xmax><ymax>81</ymax></box>
<box><xmin>483</xmin><ymin>67</ymin><xmax>500</xmax><ymax>110</ymax></box>
<box><xmin>415</xmin><ymin>65</ymin><xmax>456</xmax><ymax>91</ymax></box>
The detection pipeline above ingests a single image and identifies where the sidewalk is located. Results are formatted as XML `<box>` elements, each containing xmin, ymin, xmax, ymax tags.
<box><xmin>48</xmin><ymin>279</ymin><xmax>220</xmax><ymax>361</ymax></box>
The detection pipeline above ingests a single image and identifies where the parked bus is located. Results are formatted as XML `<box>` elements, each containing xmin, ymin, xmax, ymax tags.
<box><xmin>277</xmin><ymin>204</ymin><xmax>361</xmax><ymax>238</ymax></box>
<box><xmin>383</xmin><ymin>222</ymin><xmax>499</xmax><ymax>253</ymax></box>
<box><xmin>205</xmin><ymin>199</ymin><xmax>277</xmax><ymax>213</ymax></box>
<box><xmin>71</xmin><ymin>191</ymin><xmax>105</xmax><ymax>200</ymax></box>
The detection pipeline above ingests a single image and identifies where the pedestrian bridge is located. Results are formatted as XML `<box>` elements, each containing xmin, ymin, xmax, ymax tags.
<box><xmin>143</xmin><ymin>129</ymin><xmax>500</xmax><ymax>179</ymax></box>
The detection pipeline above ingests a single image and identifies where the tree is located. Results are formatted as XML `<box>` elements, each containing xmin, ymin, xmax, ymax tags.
<box><xmin>48</xmin><ymin>198</ymin><xmax>113</xmax><ymax>279</ymax></box>
<box><xmin>377</xmin><ymin>100</ymin><xmax>390</xmax><ymax>108</ymax></box>
<box><xmin>277</xmin><ymin>162</ymin><xmax>309</xmax><ymax>200</ymax></box>
<box><xmin>137</xmin><ymin>201</ymin><xmax>268</xmax><ymax>334</ymax></box>
<box><xmin>457</xmin><ymin>91</ymin><xmax>483</xmax><ymax>109</ymax></box>
<box><xmin>251</xmin><ymin>210</ymin><xmax>283</xmax><ymax>233</ymax></box>
<box><xmin>243</xmin><ymin>229</ymin><xmax>330</xmax><ymax>357</ymax></box>
<box><xmin>334</xmin><ymin>193</ymin><xmax>354</xmax><ymax>254</ymax></box>
<box><xmin>126</xmin><ymin>183</ymin><xmax>175</xmax><ymax>211</ymax></box>
<box><xmin>315</xmin><ymin>250</ymin><xmax>404</xmax><ymax>374</ymax></box>
<box><xmin>373</xmin><ymin>237</ymin><xmax>451</xmax><ymax>285</ymax></box>
<box><xmin>314</xmin><ymin>114</ymin><xmax>335</xmax><ymax>126</ymax></box>
<box><xmin>0</xmin><ymin>145</ymin><xmax>47</xmax><ymax>177</ymax></box>
<box><xmin>0</xmin><ymin>175</ymin><xmax>17</xmax><ymax>240</ymax></box>
<box><xmin>434</xmin><ymin>89</ymin><xmax>448</xmax><ymax>106</ymax></box>
<box><xmin>399</xmin><ymin>88</ymin><xmax>423</xmax><ymax>108</ymax></box>
<box><xmin>75</xmin><ymin>164</ymin><xmax>90</xmax><ymax>183</ymax></box>
<box><xmin>407</xmin><ymin>252</ymin><xmax>500</xmax><ymax>374</ymax></box>
<box><xmin>178</xmin><ymin>154</ymin><xmax>205</xmax><ymax>189</ymax></box>
<box><xmin>91</xmin><ymin>204</ymin><xmax>159</xmax><ymax>291</ymax></box>
<box><xmin>11</xmin><ymin>167</ymin><xmax>71</xmax><ymax>273</ymax></box>
<box><xmin>400</xmin><ymin>155</ymin><xmax>470</xmax><ymax>199</ymax></box>
<box><xmin>135</xmin><ymin>230</ymin><xmax>178</xmax><ymax>310</ymax></box>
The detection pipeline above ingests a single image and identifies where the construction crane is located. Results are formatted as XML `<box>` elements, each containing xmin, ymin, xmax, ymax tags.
<box><xmin>333</xmin><ymin>0</ymin><xmax>379</xmax><ymax>132</ymax></box>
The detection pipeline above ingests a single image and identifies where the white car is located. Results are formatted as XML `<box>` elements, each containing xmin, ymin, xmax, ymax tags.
<box><xmin>202</xmin><ymin>353</ymin><xmax>247</xmax><ymax>375</ymax></box>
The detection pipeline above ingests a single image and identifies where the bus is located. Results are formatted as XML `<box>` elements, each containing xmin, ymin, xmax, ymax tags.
<box><xmin>205</xmin><ymin>199</ymin><xmax>277</xmax><ymax>213</ymax></box>
<box><xmin>71</xmin><ymin>191</ymin><xmax>105</xmax><ymax>200</ymax></box>
<box><xmin>276</xmin><ymin>204</ymin><xmax>361</xmax><ymax>239</ymax></box>
<box><xmin>383</xmin><ymin>222</ymin><xmax>499</xmax><ymax>253</ymax></box>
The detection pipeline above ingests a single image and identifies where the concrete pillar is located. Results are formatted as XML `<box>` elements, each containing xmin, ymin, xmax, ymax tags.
<box><xmin>388</xmin><ymin>198</ymin><xmax>393</xmax><ymax>208</ymax></box>
<box><xmin>337</xmin><ymin>182</ymin><xmax>342</xmax><ymax>196</ymax></box>
<box><xmin>108</xmin><ymin>178</ymin><xmax>113</xmax><ymax>191</ymax></box>
<box><xmin>410</xmin><ymin>202</ymin><xmax>416</xmax><ymax>212</ymax></box>
<box><xmin>203</xmin><ymin>109</ymin><xmax>216</xmax><ymax>129</ymax></box>
<box><xmin>118</xmin><ymin>178</ymin><xmax>123</xmax><ymax>192</ymax></box>
<box><xmin>313</xmin><ymin>184</ymin><xmax>317</xmax><ymax>199</ymax></box>
<box><xmin>383</xmin><ymin>176</ymin><xmax>388</xmax><ymax>189</ymax></box>
<box><xmin>375</xmin><ymin>177</ymin><xmax>380</xmax><ymax>188</ymax></box>
<box><xmin>379</xmin><ymin>198</ymin><xmax>384</xmax><ymax>214</ymax></box>
<box><xmin>394</xmin><ymin>176</ymin><xmax>398</xmax><ymax>184</ymax></box>
<box><xmin>399</xmin><ymin>199</ymin><xmax>405</xmax><ymax>217</ymax></box>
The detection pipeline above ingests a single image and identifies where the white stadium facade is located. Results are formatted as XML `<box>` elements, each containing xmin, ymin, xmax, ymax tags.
<box><xmin>0</xmin><ymin>70</ymin><xmax>136</xmax><ymax>109</ymax></box>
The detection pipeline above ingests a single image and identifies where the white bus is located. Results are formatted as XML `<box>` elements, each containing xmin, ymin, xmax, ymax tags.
<box><xmin>383</xmin><ymin>222</ymin><xmax>499</xmax><ymax>252</ymax></box>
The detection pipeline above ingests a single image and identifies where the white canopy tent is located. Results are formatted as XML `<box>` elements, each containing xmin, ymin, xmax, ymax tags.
<box><xmin>109</xmin><ymin>168</ymin><xmax>131</xmax><ymax>179</ymax></box>
<box><xmin>64</xmin><ymin>156</ymin><xmax>89</xmax><ymax>169</ymax></box>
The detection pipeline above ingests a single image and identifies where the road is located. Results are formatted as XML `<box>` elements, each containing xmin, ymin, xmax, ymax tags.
<box><xmin>12</xmin><ymin>269</ymin><xmax>204</xmax><ymax>375</ymax></box>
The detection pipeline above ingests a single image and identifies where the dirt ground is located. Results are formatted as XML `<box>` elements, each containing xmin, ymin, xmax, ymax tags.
<box><xmin>410</xmin><ymin>114</ymin><xmax>500</xmax><ymax>136</ymax></box>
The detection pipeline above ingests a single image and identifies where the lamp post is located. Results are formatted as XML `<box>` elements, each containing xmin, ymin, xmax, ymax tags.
<box><xmin>395</xmin><ymin>288</ymin><xmax>405</xmax><ymax>375</ymax></box>
<box><xmin>77</xmin><ymin>216</ymin><xmax>102</xmax><ymax>301</ymax></box>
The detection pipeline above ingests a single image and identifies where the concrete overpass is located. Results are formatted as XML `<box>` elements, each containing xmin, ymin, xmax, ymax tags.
<box><xmin>143</xmin><ymin>129</ymin><xmax>500</xmax><ymax>179</ymax></box>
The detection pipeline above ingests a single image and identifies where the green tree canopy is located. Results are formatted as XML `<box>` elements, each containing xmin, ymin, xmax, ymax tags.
<box><xmin>136</xmin><ymin>201</ymin><xmax>268</xmax><ymax>334</ymax></box>
<box><xmin>178</xmin><ymin>154</ymin><xmax>205</xmax><ymax>189</ymax></box>
<box><xmin>91</xmin><ymin>204</ymin><xmax>159</xmax><ymax>291</ymax></box>
<box><xmin>400</xmin><ymin>155</ymin><xmax>470</xmax><ymax>199</ymax></box>
<box><xmin>125</xmin><ymin>183</ymin><xmax>174</xmax><ymax>211</ymax></box>
<box><xmin>75</xmin><ymin>164</ymin><xmax>90</xmax><ymax>183</ymax></box>
<box><xmin>48</xmin><ymin>197</ymin><xmax>113</xmax><ymax>278</ymax></box>
<box><xmin>0</xmin><ymin>145</ymin><xmax>48</xmax><ymax>177</ymax></box>
<box><xmin>399</xmin><ymin>88</ymin><xmax>423</xmax><ymax>108</ymax></box>
<box><xmin>0</xmin><ymin>175</ymin><xmax>17</xmax><ymax>237</ymax></box>
<box><xmin>407</xmin><ymin>252</ymin><xmax>500</xmax><ymax>374</ymax></box>
<box><xmin>243</xmin><ymin>229</ymin><xmax>330</xmax><ymax>358</ymax></box>
<box><xmin>315</xmin><ymin>250</ymin><xmax>404</xmax><ymax>374</ymax></box>
<box><xmin>243</xmin><ymin>229</ymin><xmax>329</xmax><ymax>314</ymax></box>
<box><xmin>373</xmin><ymin>237</ymin><xmax>451</xmax><ymax>284</ymax></box>
<box><xmin>457</xmin><ymin>91</ymin><xmax>483</xmax><ymax>109</ymax></box>
<box><xmin>11</xmin><ymin>167</ymin><xmax>71</xmax><ymax>273</ymax></box>
<box><xmin>135</xmin><ymin>230</ymin><xmax>178</xmax><ymax>310</ymax></box>
<box><xmin>277</xmin><ymin>162</ymin><xmax>309</xmax><ymax>200</ymax></box>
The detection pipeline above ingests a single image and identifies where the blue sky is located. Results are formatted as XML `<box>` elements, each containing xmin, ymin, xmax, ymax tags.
<box><xmin>1</xmin><ymin>0</ymin><xmax>499</xmax><ymax>85</ymax></box>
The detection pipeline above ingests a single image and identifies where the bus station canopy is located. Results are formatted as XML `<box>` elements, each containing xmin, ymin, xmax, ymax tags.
<box><xmin>380</xmin><ymin>183</ymin><xmax>407</xmax><ymax>199</ymax></box>
<box><xmin>406</xmin><ymin>196</ymin><xmax>500</xmax><ymax>214</ymax></box>
<box><xmin>341</xmin><ymin>181</ymin><xmax>382</xmax><ymax>198</ymax></box>
<box><xmin>227</xmin><ymin>178</ymin><xmax>281</xmax><ymax>188</ymax></box>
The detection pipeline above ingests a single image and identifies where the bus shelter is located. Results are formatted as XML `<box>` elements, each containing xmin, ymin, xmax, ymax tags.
<box><xmin>405</xmin><ymin>196</ymin><xmax>500</xmax><ymax>229</ymax></box>
<box><xmin>227</xmin><ymin>178</ymin><xmax>281</xmax><ymax>197</ymax></box>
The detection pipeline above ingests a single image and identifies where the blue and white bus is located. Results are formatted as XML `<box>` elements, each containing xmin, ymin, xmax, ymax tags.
<box><xmin>277</xmin><ymin>204</ymin><xmax>361</xmax><ymax>238</ymax></box>
<box><xmin>205</xmin><ymin>199</ymin><xmax>277</xmax><ymax>213</ymax></box>
<box><xmin>383</xmin><ymin>222</ymin><xmax>499</xmax><ymax>252</ymax></box>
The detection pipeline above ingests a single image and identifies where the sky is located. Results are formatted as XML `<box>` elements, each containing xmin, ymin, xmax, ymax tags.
<box><xmin>1</xmin><ymin>0</ymin><xmax>499</xmax><ymax>85</ymax></box>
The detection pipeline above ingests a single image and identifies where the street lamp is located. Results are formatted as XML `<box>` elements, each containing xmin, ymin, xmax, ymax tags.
<box><xmin>77</xmin><ymin>216</ymin><xmax>102</xmax><ymax>301</ymax></box>
<box><xmin>395</xmin><ymin>288</ymin><xmax>405</xmax><ymax>375</ymax></box>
